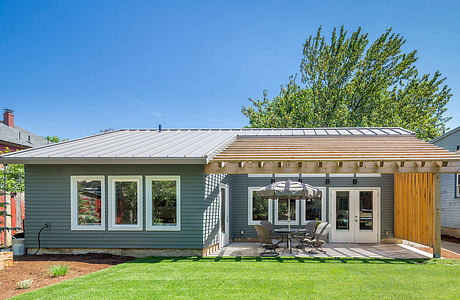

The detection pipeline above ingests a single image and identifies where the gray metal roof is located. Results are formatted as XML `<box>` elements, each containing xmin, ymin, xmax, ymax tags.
<box><xmin>0</xmin><ymin>127</ymin><xmax>414</xmax><ymax>164</ymax></box>
<box><xmin>0</xmin><ymin>121</ymin><xmax>49</xmax><ymax>149</ymax></box>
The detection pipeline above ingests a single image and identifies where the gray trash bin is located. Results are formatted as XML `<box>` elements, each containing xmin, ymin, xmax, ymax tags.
<box><xmin>12</xmin><ymin>238</ymin><xmax>26</xmax><ymax>256</ymax></box>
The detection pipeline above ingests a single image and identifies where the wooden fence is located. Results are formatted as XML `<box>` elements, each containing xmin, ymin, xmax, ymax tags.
<box><xmin>394</xmin><ymin>173</ymin><xmax>434</xmax><ymax>247</ymax></box>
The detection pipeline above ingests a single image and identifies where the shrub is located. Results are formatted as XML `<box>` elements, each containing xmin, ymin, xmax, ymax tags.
<box><xmin>17</xmin><ymin>279</ymin><xmax>33</xmax><ymax>289</ymax></box>
<box><xmin>49</xmin><ymin>264</ymin><xmax>69</xmax><ymax>277</ymax></box>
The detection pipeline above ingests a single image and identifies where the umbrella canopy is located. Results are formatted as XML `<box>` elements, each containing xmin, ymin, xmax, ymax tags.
<box><xmin>256</xmin><ymin>180</ymin><xmax>322</xmax><ymax>200</ymax></box>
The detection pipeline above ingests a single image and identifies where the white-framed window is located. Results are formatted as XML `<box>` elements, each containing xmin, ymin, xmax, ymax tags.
<box><xmin>301</xmin><ymin>187</ymin><xmax>326</xmax><ymax>224</ymax></box>
<box><xmin>274</xmin><ymin>199</ymin><xmax>300</xmax><ymax>225</ymax></box>
<box><xmin>248</xmin><ymin>174</ymin><xmax>273</xmax><ymax>177</ymax></box>
<box><xmin>145</xmin><ymin>175</ymin><xmax>181</xmax><ymax>231</ymax></box>
<box><xmin>70</xmin><ymin>176</ymin><xmax>105</xmax><ymax>231</ymax></box>
<box><xmin>456</xmin><ymin>173</ymin><xmax>460</xmax><ymax>198</ymax></box>
<box><xmin>108</xmin><ymin>176</ymin><xmax>143</xmax><ymax>231</ymax></box>
<box><xmin>248</xmin><ymin>187</ymin><xmax>273</xmax><ymax>225</ymax></box>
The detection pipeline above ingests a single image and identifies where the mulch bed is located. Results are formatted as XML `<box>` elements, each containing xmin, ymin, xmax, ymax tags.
<box><xmin>0</xmin><ymin>253</ymin><xmax>134</xmax><ymax>299</ymax></box>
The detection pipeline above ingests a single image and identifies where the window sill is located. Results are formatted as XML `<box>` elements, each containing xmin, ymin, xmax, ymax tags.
<box><xmin>71</xmin><ymin>226</ymin><xmax>105</xmax><ymax>231</ymax></box>
<box><xmin>108</xmin><ymin>225</ymin><xmax>143</xmax><ymax>231</ymax></box>
<box><xmin>146</xmin><ymin>226</ymin><xmax>181</xmax><ymax>231</ymax></box>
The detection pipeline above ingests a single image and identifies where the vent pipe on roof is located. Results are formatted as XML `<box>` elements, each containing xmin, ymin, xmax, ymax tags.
<box><xmin>3</xmin><ymin>109</ymin><xmax>14</xmax><ymax>127</ymax></box>
<box><xmin>159</xmin><ymin>124</ymin><xmax>162</xmax><ymax>132</ymax></box>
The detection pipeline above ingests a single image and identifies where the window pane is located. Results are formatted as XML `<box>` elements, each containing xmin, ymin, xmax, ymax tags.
<box><xmin>220</xmin><ymin>187</ymin><xmax>226</xmax><ymax>233</ymax></box>
<box><xmin>305</xmin><ymin>198</ymin><xmax>321</xmax><ymax>221</ymax></box>
<box><xmin>252</xmin><ymin>191</ymin><xmax>268</xmax><ymax>221</ymax></box>
<box><xmin>336</xmin><ymin>191</ymin><xmax>349</xmax><ymax>230</ymax></box>
<box><xmin>152</xmin><ymin>180</ymin><xmax>177</xmax><ymax>225</ymax></box>
<box><xmin>359</xmin><ymin>191</ymin><xmax>373</xmax><ymax>230</ymax></box>
<box><xmin>77</xmin><ymin>180</ymin><xmax>102</xmax><ymax>225</ymax></box>
<box><xmin>278</xmin><ymin>199</ymin><xmax>296</xmax><ymax>221</ymax></box>
<box><xmin>115</xmin><ymin>181</ymin><xmax>138</xmax><ymax>225</ymax></box>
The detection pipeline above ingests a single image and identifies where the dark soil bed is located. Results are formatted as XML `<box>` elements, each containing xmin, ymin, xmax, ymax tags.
<box><xmin>0</xmin><ymin>253</ymin><xmax>134</xmax><ymax>299</ymax></box>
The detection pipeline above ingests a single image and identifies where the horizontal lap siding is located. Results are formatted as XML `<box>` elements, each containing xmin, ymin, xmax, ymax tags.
<box><xmin>433</xmin><ymin>131</ymin><xmax>460</xmax><ymax>230</ymax></box>
<box><xmin>440</xmin><ymin>174</ymin><xmax>459</xmax><ymax>228</ymax></box>
<box><xmin>203</xmin><ymin>174</ymin><xmax>231</xmax><ymax>248</ymax></box>
<box><xmin>25</xmin><ymin>164</ymin><xmax>205</xmax><ymax>249</ymax></box>
<box><xmin>230</xmin><ymin>174</ymin><xmax>394</xmax><ymax>239</ymax></box>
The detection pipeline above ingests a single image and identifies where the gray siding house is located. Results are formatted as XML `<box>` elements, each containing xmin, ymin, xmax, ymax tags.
<box><xmin>431</xmin><ymin>126</ymin><xmax>460</xmax><ymax>238</ymax></box>
<box><xmin>1</xmin><ymin>128</ymin><xmax>459</xmax><ymax>257</ymax></box>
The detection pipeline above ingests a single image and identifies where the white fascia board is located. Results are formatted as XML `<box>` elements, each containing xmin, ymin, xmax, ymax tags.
<box><xmin>0</xmin><ymin>157</ymin><xmax>207</xmax><ymax>164</ymax></box>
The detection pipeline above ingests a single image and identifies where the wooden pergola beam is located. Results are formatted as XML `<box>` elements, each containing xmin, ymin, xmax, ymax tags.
<box><xmin>204</xmin><ymin>160</ymin><xmax>460</xmax><ymax>174</ymax></box>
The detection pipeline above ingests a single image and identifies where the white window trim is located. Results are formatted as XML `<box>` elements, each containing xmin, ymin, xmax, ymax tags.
<box><xmin>248</xmin><ymin>174</ymin><xmax>273</xmax><ymax>177</ymax></box>
<box><xmin>301</xmin><ymin>174</ymin><xmax>326</xmax><ymax>177</ymax></box>
<box><xmin>301</xmin><ymin>187</ymin><xmax>326</xmax><ymax>224</ymax></box>
<box><xmin>70</xmin><ymin>176</ymin><xmax>106</xmax><ymax>231</ymax></box>
<box><xmin>248</xmin><ymin>187</ymin><xmax>273</xmax><ymax>225</ymax></box>
<box><xmin>274</xmin><ymin>174</ymin><xmax>301</xmax><ymax>177</ymax></box>
<box><xmin>145</xmin><ymin>175</ymin><xmax>181</xmax><ymax>231</ymax></box>
<box><xmin>108</xmin><ymin>175</ymin><xmax>143</xmax><ymax>231</ymax></box>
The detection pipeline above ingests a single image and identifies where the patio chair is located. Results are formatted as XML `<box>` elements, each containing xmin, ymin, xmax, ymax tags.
<box><xmin>293</xmin><ymin>220</ymin><xmax>316</xmax><ymax>249</ymax></box>
<box><xmin>304</xmin><ymin>223</ymin><xmax>331</xmax><ymax>253</ymax></box>
<box><xmin>254</xmin><ymin>225</ymin><xmax>281</xmax><ymax>257</ymax></box>
<box><xmin>260</xmin><ymin>220</ymin><xmax>281</xmax><ymax>239</ymax></box>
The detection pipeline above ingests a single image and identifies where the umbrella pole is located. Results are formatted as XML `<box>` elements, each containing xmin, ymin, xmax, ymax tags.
<box><xmin>288</xmin><ymin>196</ymin><xmax>291</xmax><ymax>231</ymax></box>
<box><xmin>288</xmin><ymin>196</ymin><xmax>291</xmax><ymax>253</ymax></box>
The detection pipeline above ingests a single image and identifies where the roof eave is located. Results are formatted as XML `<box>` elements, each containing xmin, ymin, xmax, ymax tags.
<box><xmin>0</xmin><ymin>157</ymin><xmax>208</xmax><ymax>165</ymax></box>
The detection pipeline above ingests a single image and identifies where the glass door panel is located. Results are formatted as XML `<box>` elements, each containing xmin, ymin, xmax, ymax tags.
<box><xmin>220</xmin><ymin>187</ymin><xmax>226</xmax><ymax>234</ymax></box>
<box><xmin>359</xmin><ymin>191</ymin><xmax>373</xmax><ymax>231</ymax></box>
<box><xmin>336</xmin><ymin>191</ymin><xmax>350</xmax><ymax>230</ymax></box>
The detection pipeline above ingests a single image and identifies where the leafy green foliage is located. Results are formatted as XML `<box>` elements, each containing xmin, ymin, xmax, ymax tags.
<box><xmin>49</xmin><ymin>264</ymin><xmax>69</xmax><ymax>277</ymax></box>
<box><xmin>44</xmin><ymin>136</ymin><xmax>67</xmax><ymax>143</ymax></box>
<box><xmin>242</xmin><ymin>26</ymin><xmax>452</xmax><ymax>140</ymax></box>
<box><xmin>0</xmin><ymin>148</ymin><xmax>24</xmax><ymax>194</ymax></box>
<box><xmin>151</xmin><ymin>180</ymin><xmax>177</xmax><ymax>225</ymax></box>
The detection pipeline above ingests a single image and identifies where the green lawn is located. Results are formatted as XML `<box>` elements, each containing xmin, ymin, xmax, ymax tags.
<box><xmin>15</xmin><ymin>257</ymin><xmax>460</xmax><ymax>299</ymax></box>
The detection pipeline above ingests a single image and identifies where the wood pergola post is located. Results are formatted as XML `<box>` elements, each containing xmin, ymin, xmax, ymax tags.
<box><xmin>433</xmin><ymin>173</ymin><xmax>441</xmax><ymax>258</ymax></box>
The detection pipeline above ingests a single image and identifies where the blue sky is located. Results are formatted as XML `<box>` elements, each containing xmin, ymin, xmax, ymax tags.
<box><xmin>0</xmin><ymin>1</ymin><xmax>459</xmax><ymax>139</ymax></box>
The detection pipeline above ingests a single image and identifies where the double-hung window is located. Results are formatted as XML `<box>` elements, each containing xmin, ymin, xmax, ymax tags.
<box><xmin>108</xmin><ymin>176</ymin><xmax>143</xmax><ymax>231</ymax></box>
<box><xmin>70</xmin><ymin>176</ymin><xmax>105</xmax><ymax>230</ymax></box>
<box><xmin>145</xmin><ymin>176</ymin><xmax>181</xmax><ymax>231</ymax></box>
<box><xmin>301</xmin><ymin>187</ymin><xmax>326</xmax><ymax>224</ymax></box>
<box><xmin>248</xmin><ymin>187</ymin><xmax>272</xmax><ymax>225</ymax></box>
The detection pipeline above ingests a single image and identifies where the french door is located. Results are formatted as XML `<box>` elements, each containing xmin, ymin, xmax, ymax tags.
<box><xmin>330</xmin><ymin>188</ymin><xmax>379</xmax><ymax>243</ymax></box>
<box><xmin>219</xmin><ymin>184</ymin><xmax>230</xmax><ymax>247</ymax></box>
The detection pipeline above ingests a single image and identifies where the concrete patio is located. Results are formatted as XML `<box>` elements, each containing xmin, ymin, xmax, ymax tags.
<box><xmin>211</xmin><ymin>242</ymin><xmax>427</xmax><ymax>258</ymax></box>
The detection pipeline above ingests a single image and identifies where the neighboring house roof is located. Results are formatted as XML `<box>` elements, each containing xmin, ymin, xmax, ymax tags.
<box><xmin>430</xmin><ymin>126</ymin><xmax>460</xmax><ymax>144</ymax></box>
<box><xmin>0</xmin><ymin>121</ymin><xmax>49</xmax><ymax>149</ymax></box>
<box><xmin>0</xmin><ymin>127</ymin><xmax>435</xmax><ymax>164</ymax></box>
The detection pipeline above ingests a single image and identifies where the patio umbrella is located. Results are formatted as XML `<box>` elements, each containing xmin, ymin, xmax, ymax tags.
<box><xmin>256</xmin><ymin>180</ymin><xmax>322</xmax><ymax>230</ymax></box>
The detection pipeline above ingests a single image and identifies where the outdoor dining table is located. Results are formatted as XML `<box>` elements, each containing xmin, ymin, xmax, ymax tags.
<box><xmin>274</xmin><ymin>228</ymin><xmax>305</xmax><ymax>254</ymax></box>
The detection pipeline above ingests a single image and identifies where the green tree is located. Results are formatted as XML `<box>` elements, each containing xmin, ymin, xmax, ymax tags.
<box><xmin>1</xmin><ymin>148</ymin><xmax>24</xmax><ymax>194</ymax></box>
<box><xmin>242</xmin><ymin>26</ymin><xmax>452</xmax><ymax>140</ymax></box>
<box><xmin>44</xmin><ymin>136</ymin><xmax>67</xmax><ymax>143</ymax></box>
